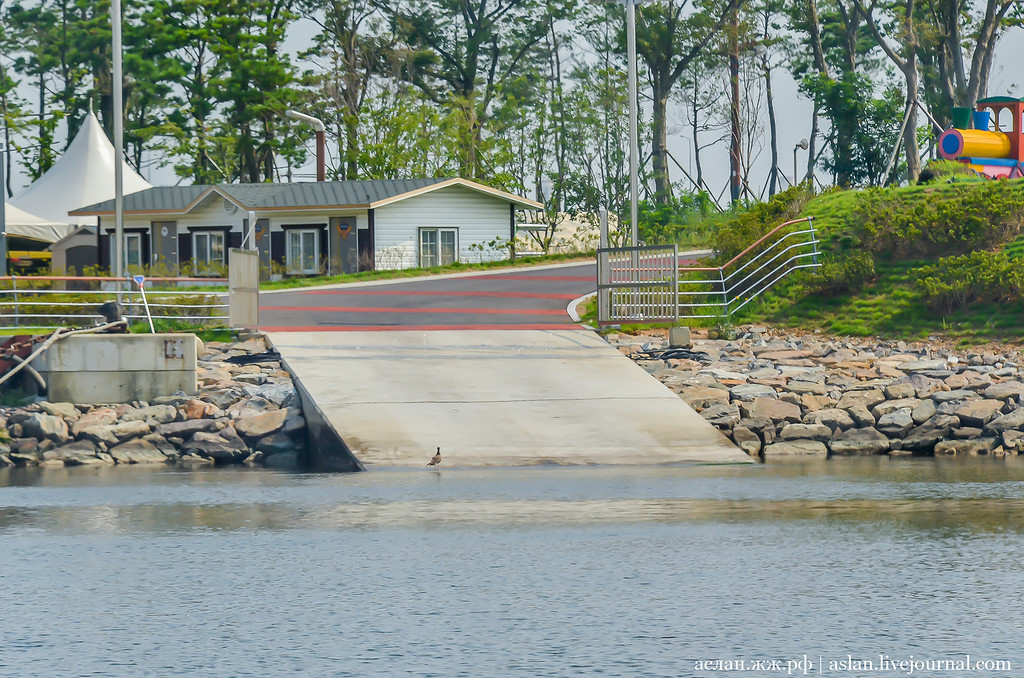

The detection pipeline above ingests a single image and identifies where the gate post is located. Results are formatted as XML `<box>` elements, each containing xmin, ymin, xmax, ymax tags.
<box><xmin>229</xmin><ymin>248</ymin><xmax>259</xmax><ymax>330</ymax></box>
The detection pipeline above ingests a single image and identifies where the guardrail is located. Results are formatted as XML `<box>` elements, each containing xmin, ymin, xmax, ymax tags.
<box><xmin>597</xmin><ymin>217</ymin><xmax>820</xmax><ymax>325</ymax></box>
<box><xmin>0</xmin><ymin>275</ymin><xmax>229</xmax><ymax>330</ymax></box>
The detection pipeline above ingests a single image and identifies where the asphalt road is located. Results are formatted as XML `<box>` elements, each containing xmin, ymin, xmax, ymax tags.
<box><xmin>260</xmin><ymin>254</ymin><xmax>704</xmax><ymax>331</ymax></box>
<box><xmin>259</xmin><ymin>261</ymin><xmax>598</xmax><ymax>331</ymax></box>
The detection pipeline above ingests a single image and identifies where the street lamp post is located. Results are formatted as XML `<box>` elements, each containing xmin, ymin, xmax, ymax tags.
<box><xmin>793</xmin><ymin>138</ymin><xmax>808</xmax><ymax>187</ymax></box>
<box><xmin>286</xmin><ymin>110</ymin><xmax>327</xmax><ymax>182</ymax></box>
<box><xmin>0</xmin><ymin>145</ymin><xmax>7</xmax><ymax>276</ymax></box>
<box><xmin>111</xmin><ymin>0</ymin><xmax>124</xmax><ymax>278</ymax></box>
<box><xmin>625</xmin><ymin>0</ymin><xmax>639</xmax><ymax>249</ymax></box>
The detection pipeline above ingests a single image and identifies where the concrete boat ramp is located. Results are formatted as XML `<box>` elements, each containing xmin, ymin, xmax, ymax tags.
<box><xmin>265</xmin><ymin>329</ymin><xmax>750</xmax><ymax>469</ymax></box>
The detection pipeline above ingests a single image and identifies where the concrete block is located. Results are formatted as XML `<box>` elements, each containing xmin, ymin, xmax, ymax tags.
<box><xmin>668</xmin><ymin>326</ymin><xmax>691</xmax><ymax>347</ymax></box>
<box><xmin>36</xmin><ymin>334</ymin><xmax>198</xmax><ymax>404</ymax></box>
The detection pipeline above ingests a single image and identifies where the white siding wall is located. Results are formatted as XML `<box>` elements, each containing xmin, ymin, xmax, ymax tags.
<box><xmin>373</xmin><ymin>185</ymin><xmax>511</xmax><ymax>269</ymax></box>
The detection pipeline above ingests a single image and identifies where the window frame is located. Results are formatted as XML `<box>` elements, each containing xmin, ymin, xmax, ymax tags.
<box><xmin>418</xmin><ymin>227</ymin><xmax>458</xmax><ymax>268</ymax></box>
<box><xmin>285</xmin><ymin>228</ymin><xmax>321</xmax><ymax>275</ymax></box>
<box><xmin>192</xmin><ymin>230</ymin><xmax>226</xmax><ymax>273</ymax></box>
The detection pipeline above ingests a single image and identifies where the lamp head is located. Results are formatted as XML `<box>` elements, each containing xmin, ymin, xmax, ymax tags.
<box><xmin>797</xmin><ymin>139</ymin><xmax>809</xmax><ymax>150</ymax></box>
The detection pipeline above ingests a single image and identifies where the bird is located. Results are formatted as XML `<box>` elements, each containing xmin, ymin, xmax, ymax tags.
<box><xmin>427</xmin><ymin>447</ymin><xmax>442</xmax><ymax>468</ymax></box>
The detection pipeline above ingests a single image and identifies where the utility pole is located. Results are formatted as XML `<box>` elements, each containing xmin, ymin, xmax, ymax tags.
<box><xmin>112</xmin><ymin>0</ymin><xmax>124</xmax><ymax>278</ymax></box>
<box><xmin>728</xmin><ymin>7</ymin><xmax>741</xmax><ymax>205</ymax></box>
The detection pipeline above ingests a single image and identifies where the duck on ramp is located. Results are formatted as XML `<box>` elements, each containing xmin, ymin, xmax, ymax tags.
<box><xmin>266</xmin><ymin>329</ymin><xmax>750</xmax><ymax>468</ymax></box>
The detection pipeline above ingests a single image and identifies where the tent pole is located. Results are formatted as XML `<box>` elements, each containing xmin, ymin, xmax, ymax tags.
<box><xmin>0</xmin><ymin>146</ymin><xmax>7</xmax><ymax>276</ymax></box>
<box><xmin>112</xmin><ymin>0</ymin><xmax>124</xmax><ymax>279</ymax></box>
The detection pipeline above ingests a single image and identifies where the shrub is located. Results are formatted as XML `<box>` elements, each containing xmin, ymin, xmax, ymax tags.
<box><xmin>813</xmin><ymin>250</ymin><xmax>876</xmax><ymax>296</ymax></box>
<box><xmin>851</xmin><ymin>181</ymin><xmax>1024</xmax><ymax>258</ymax></box>
<box><xmin>710</xmin><ymin>185</ymin><xmax>814</xmax><ymax>263</ymax></box>
<box><xmin>916</xmin><ymin>251</ymin><xmax>1024</xmax><ymax>313</ymax></box>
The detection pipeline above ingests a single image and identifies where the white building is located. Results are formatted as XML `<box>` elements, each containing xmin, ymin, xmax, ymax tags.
<box><xmin>70</xmin><ymin>178</ymin><xmax>542</xmax><ymax>276</ymax></box>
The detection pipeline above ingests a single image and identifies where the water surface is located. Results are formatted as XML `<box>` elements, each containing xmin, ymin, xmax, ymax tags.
<box><xmin>2</xmin><ymin>458</ymin><xmax>1022</xmax><ymax>676</ymax></box>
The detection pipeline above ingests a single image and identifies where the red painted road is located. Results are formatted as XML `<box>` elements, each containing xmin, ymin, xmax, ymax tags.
<box><xmin>260</xmin><ymin>261</ymin><xmax>598</xmax><ymax>331</ymax></box>
<box><xmin>260</xmin><ymin>256</ymin><xmax>704</xmax><ymax>331</ymax></box>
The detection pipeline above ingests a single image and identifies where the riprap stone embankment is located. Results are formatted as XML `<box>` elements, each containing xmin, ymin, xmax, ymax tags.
<box><xmin>609</xmin><ymin>327</ymin><xmax>1024</xmax><ymax>458</ymax></box>
<box><xmin>0</xmin><ymin>335</ymin><xmax>307</xmax><ymax>469</ymax></box>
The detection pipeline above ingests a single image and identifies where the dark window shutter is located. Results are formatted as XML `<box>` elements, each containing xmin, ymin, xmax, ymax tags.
<box><xmin>228</xmin><ymin>230</ymin><xmax>242</xmax><ymax>250</ymax></box>
<box><xmin>271</xmin><ymin>232</ymin><xmax>285</xmax><ymax>266</ymax></box>
<box><xmin>98</xmin><ymin>233</ymin><xmax>110</xmax><ymax>271</ymax></box>
<box><xmin>178</xmin><ymin>233</ymin><xmax>192</xmax><ymax>265</ymax></box>
<box><xmin>319</xmin><ymin>227</ymin><xmax>328</xmax><ymax>273</ymax></box>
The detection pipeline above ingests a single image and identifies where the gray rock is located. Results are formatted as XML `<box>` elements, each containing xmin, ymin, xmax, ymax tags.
<box><xmin>934</xmin><ymin>438</ymin><xmax>999</xmax><ymax>456</ymax></box>
<box><xmin>911</xmin><ymin>399</ymin><xmax>937</xmax><ymax>425</ymax></box>
<box><xmin>884</xmin><ymin>382</ymin><xmax>918</xmax><ymax>400</ymax></box>
<box><xmin>108</xmin><ymin>439</ymin><xmax>168</xmax><ymax>464</ymax></box>
<box><xmin>156</xmin><ymin>419</ymin><xmax>218</xmax><ymax>439</ymax></box>
<box><xmin>38</xmin><ymin>402</ymin><xmax>79</xmax><ymax>420</ymax></box>
<box><xmin>829</xmin><ymin>427</ymin><xmax>890</xmax><ymax>456</ymax></box>
<box><xmin>898</xmin><ymin>359</ymin><xmax>947</xmax><ymax>372</ymax></box>
<box><xmin>783</xmin><ymin>381</ymin><xmax>831</xmax><ymax>395</ymax></box>
<box><xmin>930</xmin><ymin>389</ymin><xmax>977</xmax><ymax>403</ymax></box>
<box><xmin>762</xmin><ymin>440</ymin><xmax>828</xmax><ymax>456</ymax></box>
<box><xmin>110</xmin><ymin>420</ymin><xmax>151</xmax><ymax>441</ymax></box>
<box><xmin>876</xmin><ymin>409</ymin><xmax>914</xmax><ymax>437</ymax></box>
<box><xmin>779</xmin><ymin>423</ymin><xmax>832</xmax><ymax>442</ymax></box>
<box><xmin>902</xmin><ymin>415</ymin><xmax>961</xmax><ymax>453</ymax></box>
<box><xmin>253</xmin><ymin>431</ymin><xmax>304</xmax><ymax>456</ymax></box>
<box><xmin>954</xmin><ymin>399</ymin><xmax>1004</xmax><ymax>427</ymax></box>
<box><xmin>802</xmin><ymin>408</ymin><xmax>856</xmax><ymax>432</ymax></box>
<box><xmin>738</xmin><ymin>417</ymin><xmax>776</xmax><ymax>444</ymax></box>
<box><xmin>846</xmin><ymin>405</ymin><xmax>876</xmax><ymax>428</ymax></box>
<box><xmin>235</xmin><ymin>408</ymin><xmax>288</xmax><ymax>439</ymax></box>
<box><xmin>678</xmin><ymin>386</ymin><xmax>731</xmax><ymax>411</ymax></box>
<box><xmin>984</xmin><ymin>407</ymin><xmax>1024</xmax><ymax>434</ymax></box>
<box><xmin>185</xmin><ymin>431</ymin><xmax>248</xmax><ymax>463</ymax></box>
<box><xmin>951</xmin><ymin>427</ymin><xmax>983</xmax><ymax>439</ymax></box>
<box><xmin>72</xmin><ymin>409</ymin><xmax>118</xmax><ymax>436</ymax></box>
<box><xmin>76</xmin><ymin>425</ymin><xmax>119</xmax><ymax>446</ymax></box>
<box><xmin>728</xmin><ymin>383</ymin><xmax>778</xmax><ymax>402</ymax></box>
<box><xmin>983</xmin><ymin>381</ymin><xmax>1024</xmax><ymax>400</ymax></box>
<box><xmin>701</xmin><ymin>404</ymin><xmax>741</xmax><ymax>428</ymax></box>
<box><xmin>1001</xmin><ymin>430</ymin><xmax>1024</xmax><ymax>452</ymax></box>
<box><xmin>836</xmin><ymin>389</ymin><xmax>886</xmax><ymax>411</ymax></box>
<box><xmin>872</xmin><ymin>398</ymin><xmax>922</xmax><ymax>419</ymax></box>
<box><xmin>739</xmin><ymin>398</ymin><xmax>802</xmax><ymax>424</ymax></box>
<box><xmin>235</xmin><ymin>373</ymin><xmax>268</xmax><ymax>386</ymax></box>
<box><xmin>21</xmin><ymin>413</ymin><xmax>70</xmax><ymax>444</ymax></box>
<box><xmin>263</xmin><ymin>451</ymin><xmax>301</xmax><ymax>469</ymax></box>
<box><xmin>120</xmin><ymin>405</ymin><xmax>178</xmax><ymax>425</ymax></box>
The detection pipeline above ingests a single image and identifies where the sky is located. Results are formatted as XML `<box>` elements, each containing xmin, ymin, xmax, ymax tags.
<box><xmin>4</xmin><ymin>18</ymin><xmax>1024</xmax><ymax>206</ymax></box>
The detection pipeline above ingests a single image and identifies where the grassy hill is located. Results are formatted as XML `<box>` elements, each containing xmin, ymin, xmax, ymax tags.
<box><xmin>710</xmin><ymin>174</ymin><xmax>1024</xmax><ymax>342</ymax></box>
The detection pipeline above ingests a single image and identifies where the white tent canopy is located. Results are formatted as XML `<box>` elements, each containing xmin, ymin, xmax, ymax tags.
<box><xmin>7</xmin><ymin>111</ymin><xmax>152</xmax><ymax>226</ymax></box>
<box><xmin>2</xmin><ymin>201</ymin><xmax>76</xmax><ymax>244</ymax></box>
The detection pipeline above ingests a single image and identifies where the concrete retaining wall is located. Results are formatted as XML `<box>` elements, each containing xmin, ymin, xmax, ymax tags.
<box><xmin>36</xmin><ymin>333</ymin><xmax>199</xmax><ymax>404</ymax></box>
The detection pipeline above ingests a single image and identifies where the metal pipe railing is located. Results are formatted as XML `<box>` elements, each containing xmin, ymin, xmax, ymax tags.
<box><xmin>597</xmin><ymin>217</ymin><xmax>821</xmax><ymax>324</ymax></box>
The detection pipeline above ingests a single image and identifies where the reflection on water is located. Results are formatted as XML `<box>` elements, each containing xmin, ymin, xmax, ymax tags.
<box><xmin>2</xmin><ymin>458</ymin><xmax>1023</xmax><ymax>676</ymax></box>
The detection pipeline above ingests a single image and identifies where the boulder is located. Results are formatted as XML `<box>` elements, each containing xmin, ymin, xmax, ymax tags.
<box><xmin>876</xmin><ymin>409</ymin><xmax>914</xmax><ymax>437</ymax></box>
<box><xmin>983</xmin><ymin>381</ymin><xmax>1024</xmax><ymax>401</ymax></box>
<box><xmin>898</xmin><ymin>359</ymin><xmax>947</xmax><ymax>372</ymax></box>
<box><xmin>72</xmin><ymin>409</ymin><xmax>118</xmax><ymax>436</ymax></box>
<box><xmin>846</xmin><ymin>405</ymin><xmax>876</xmax><ymax>428</ymax></box>
<box><xmin>235</xmin><ymin>408</ymin><xmax>289</xmax><ymax>439</ymax></box>
<box><xmin>911</xmin><ymin>399</ymin><xmax>937</xmax><ymax>425</ymax></box>
<box><xmin>108</xmin><ymin>439</ymin><xmax>168</xmax><ymax>464</ymax></box>
<box><xmin>185</xmin><ymin>430</ymin><xmax>248</xmax><ymax>463</ymax></box>
<box><xmin>762</xmin><ymin>440</ymin><xmax>828</xmax><ymax>456</ymax></box>
<box><xmin>871</xmin><ymin>398</ymin><xmax>922</xmax><ymax>419</ymax></box>
<box><xmin>110</xmin><ymin>420</ymin><xmax>151</xmax><ymax>441</ymax></box>
<box><xmin>836</xmin><ymin>389</ymin><xmax>886</xmax><ymax>411</ymax></box>
<box><xmin>121</xmin><ymin>405</ymin><xmax>178</xmax><ymax>425</ymax></box>
<box><xmin>45</xmin><ymin>440</ymin><xmax>107</xmax><ymax>465</ymax></box>
<box><xmin>984</xmin><ymin>408</ymin><xmax>1024</xmax><ymax>434</ymax></box>
<box><xmin>1001</xmin><ymin>430</ymin><xmax>1024</xmax><ymax>452</ymax></box>
<box><xmin>951</xmin><ymin>427</ymin><xmax>984</xmax><ymax>439</ymax></box>
<box><xmin>253</xmin><ymin>431</ymin><xmax>304</xmax><ymax>456</ymax></box>
<box><xmin>954</xmin><ymin>399</ymin><xmax>1004</xmax><ymax>427</ymax></box>
<box><xmin>738</xmin><ymin>417</ymin><xmax>776</xmax><ymax>444</ymax></box>
<box><xmin>21</xmin><ymin>413</ymin><xmax>70</xmax><ymax>444</ymax></box>
<box><xmin>76</xmin><ymin>425</ymin><xmax>120</xmax><ymax>446</ymax></box>
<box><xmin>930</xmin><ymin>389</ymin><xmax>977</xmax><ymax>404</ymax></box>
<box><xmin>235</xmin><ymin>373</ymin><xmax>268</xmax><ymax>386</ymax></box>
<box><xmin>829</xmin><ymin>427</ymin><xmax>890</xmax><ymax>456</ymax></box>
<box><xmin>678</xmin><ymin>386</ymin><xmax>731</xmax><ymax>411</ymax></box>
<box><xmin>802</xmin><ymin>408</ymin><xmax>856</xmax><ymax>432</ymax></box>
<box><xmin>700</xmin><ymin>403</ymin><xmax>741</xmax><ymax>430</ymax></box>
<box><xmin>740</xmin><ymin>398</ymin><xmax>801</xmax><ymax>424</ymax></box>
<box><xmin>783</xmin><ymin>381</ymin><xmax>831</xmax><ymax>396</ymax></box>
<box><xmin>728</xmin><ymin>383</ymin><xmax>778</xmax><ymax>402</ymax></box>
<box><xmin>934</xmin><ymin>438</ymin><xmax>999</xmax><ymax>456</ymax></box>
<box><xmin>38</xmin><ymin>402</ymin><xmax>79</xmax><ymax>420</ymax></box>
<box><xmin>778</xmin><ymin>423</ymin><xmax>832</xmax><ymax>442</ymax></box>
<box><xmin>156</xmin><ymin>419</ymin><xmax>218</xmax><ymax>439</ymax></box>
<box><xmin>884</xmin><ymin>382</ymin><xmax>918</xmax><ymax>400</ymax></box>
<box><xmin>902</xmin><ymin>415</ymin><xmax>961</xmax><ymax>454</ymax></box>
<box><xmin>181</xmin><ymin>399</ymin><xmax>219</xmax><ymax>420</ymax></box>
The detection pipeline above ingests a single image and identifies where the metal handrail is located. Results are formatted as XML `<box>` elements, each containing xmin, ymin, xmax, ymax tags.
<box><xmin>597</xmin><ymin>217</ymin><xmax>821</xmax><ymax>324</ymax></box>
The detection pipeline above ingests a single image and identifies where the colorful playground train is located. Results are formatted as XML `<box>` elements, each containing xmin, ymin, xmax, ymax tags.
<box><xmin>937</xmin><ymin>96</ymin><xmax>1024</xmax><ymax>179</ymax></box>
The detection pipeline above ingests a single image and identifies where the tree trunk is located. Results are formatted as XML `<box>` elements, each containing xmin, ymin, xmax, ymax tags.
<box><xmin>652</xmin><ymin>90</ymin><xmax>672</xmax><ymax>204</ymax></box>
<box><xmin>764</xmin><ymin>55</ymin><xmax>779</xmax><ymax>197</ymax></box>
<box><xmin>728</xmin><ymin>8</ymin><xmax>741</xmax><ymax>205</ymax></box>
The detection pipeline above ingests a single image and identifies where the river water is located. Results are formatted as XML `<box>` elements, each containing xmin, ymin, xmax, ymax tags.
<box><xmin>2</xmin><ymin>458</ymin><xmax>1023</xmax><ymax>677</ymax></box>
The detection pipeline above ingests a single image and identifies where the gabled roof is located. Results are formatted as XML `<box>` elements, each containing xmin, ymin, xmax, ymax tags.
<box><xmin>9</xmin><ymin>112</ymin><xmax>152</xmax><ymax>224</ymax></box>
<box><xmin>70</xmin><ymin>177</ymin><xmax>543</xmax><ymax>216</ymax></box>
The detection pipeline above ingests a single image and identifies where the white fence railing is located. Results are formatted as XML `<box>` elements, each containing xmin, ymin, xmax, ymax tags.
<box><xmin>0</xmin><ymin>275</ymin><xmax>229</xmax><ymax>330</ymax></box>
<box><xmin>597</xmin><ymin>217</ymin><xmax>821</xmax><ymax>325</ymax></box>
